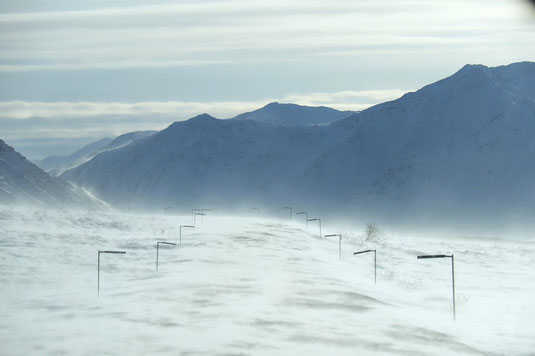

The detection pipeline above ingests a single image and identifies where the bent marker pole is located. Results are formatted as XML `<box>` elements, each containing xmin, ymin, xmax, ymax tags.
<box><xmin>97</xmin><ymin>250</ymin><xmax>126</xmax><ymax>297</ymax></box>
<box><xmin>354</xmin><ymin>249</ymin><xmax>377</xmax><ymax>284</ymax></box>
<box><xmin>179</xmin><ymin>225</ymin><xmax>194</xmax><ymax>245</ymax></box>
<box><xmin>296</xmin><ymin>211</ymin><xmax>308</xmax><ymax>226</ymax></box>
<box><xmin>417</xmin><ymin>254</ymin><xmax>456</xmax><ymax>320</ymax></box>
<box><xmin>156</xmin><ymin>241</ymin><xmax>176</xmax><ymax>271</ymax></box>
<box><xmin>307</xmin><ymin>218</ymin><xmax>321</xmax><ymax>238</ymax></box>
<box><xmin>325</xmin><ymin>234</ymin><xmax>342</xmax><ymax>260</ymax></box>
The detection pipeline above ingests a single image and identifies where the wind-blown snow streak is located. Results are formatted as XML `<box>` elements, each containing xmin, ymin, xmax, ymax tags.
<box><xmin>0</xmin><ymin>208</ymin><xmax>533</xmax><ymax>355</ymax></box>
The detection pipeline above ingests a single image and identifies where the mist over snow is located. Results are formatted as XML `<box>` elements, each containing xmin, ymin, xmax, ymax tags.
<box><xmin>2</xmin><ymin>0</ymin><xmax>535</xmax><ymax>353</ymax></box>
<box><xmin>58</xmin><ymin>62</ymin><xmax>535</xmax><ymax>236</ymax></box>
<box><xmin>1</xmin><ymin>208</ymin><xmax>534</xmax><ymax>355</ymax></box>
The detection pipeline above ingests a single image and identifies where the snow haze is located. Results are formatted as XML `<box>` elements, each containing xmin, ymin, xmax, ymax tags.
<box><xmin>1</xmin><ymin>208</ymin><xmax>534</xmax><ymax>355</ymax></box>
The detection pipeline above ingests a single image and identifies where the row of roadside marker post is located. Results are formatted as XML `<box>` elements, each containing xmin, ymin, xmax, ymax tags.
<box><xmin>97</xmin><ymin>208</ymin><xmax>211</xmax><ymax>297</ymax></box>
<box><xmin>283</xmin><ymin>205</ymin><xmax>456</xmax><ymax>320</ymax></box>
<box><xmin>99</xmin><ymin>206</ymin><xmax>456</xmax><ymax>320</ymax></box>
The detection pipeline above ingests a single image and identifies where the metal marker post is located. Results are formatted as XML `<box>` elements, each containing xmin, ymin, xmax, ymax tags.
<box><xmin>191</xmin><ymin>208</ymin><xmax>200</xmax><ymax>222</ymax></box>
<box><xmin>201</xmin><ymin>208</ymin><xmax>212</xmax><ymax>223</ymax></box>
<box><xmin>354</xmin><ymin>249</ymin><xmax>377</xmax><ymax>284</ymax></box>
<box><xmin>307</xmin><ymin>218</ymin><xmax>321</xmax><ymax>238</ymax></box>
<box><xmin>325</xmin><ymin>234</ymin><xmax>342</xmax><ymax>260</ymax></box>
<box><xmin>283</xmin><ymin>206</ymin><xmax>292</xmax><ymax>221</ymax></box>
<box><xmin>296</xmin><ymin>211</ymin><xmax>308</xmax><ymax>226</ymax></box>
<box><xmin>97</xmin><ymin>250</ymin><xmax>126</xmax><ymax>297</ymax></box>
<box><xmin>163</xmin><ymin>207</ymin><xmax>173</xmax><ymax>215</ymax></box>
<box><xmin>193</xmin><ymin>213</ymin><xmax>206</xmax><ymax>227</ymax></box>
<box><xmin>179</xmin><ymin>224</ymin><xmax>194</xmax><ymax>245</ymax></box>
<box><xmin>156</xmin><ymin>241</ymin><xmax>176</xmax><ymax>271</ymax></box>
<box><xmin>417</xmin><ymin>254</ymin><xmax>456</xmax><ymax>320</ymax></box>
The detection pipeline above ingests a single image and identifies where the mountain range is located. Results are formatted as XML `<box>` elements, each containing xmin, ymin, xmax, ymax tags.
<box><xmin>36</xmin><ymin>131</ymin><xmax>156</xmax><ymax>176</ymax></box>
<box><xmin>57</xmin><ymin>61</ymin><xmax>535</xmax><ymax>232</ymax></box>
<box><xmin>2</xmin><ymin>61</ymin><xmax>534</xmax><ymax>233</ymax></box>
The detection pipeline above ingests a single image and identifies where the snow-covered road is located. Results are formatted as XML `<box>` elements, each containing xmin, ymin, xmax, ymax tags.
<box><xmin>1</xmin><ymin>208</ymin><xmax>533</xmax><ymax>355</ymax></box>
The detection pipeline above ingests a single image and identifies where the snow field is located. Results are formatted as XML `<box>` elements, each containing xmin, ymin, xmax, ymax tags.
<box><xmin>0</xmin><ymin>208</ymin><xmax>534</xmax><ymax>355</ymax></box>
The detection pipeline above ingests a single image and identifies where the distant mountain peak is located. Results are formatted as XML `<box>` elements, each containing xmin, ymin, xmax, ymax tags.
<box><xmin>190</xmin><ymin>113</ymin><xmax>217</xmax><ymax>121</ymax></box>
<box><xmin>232</xmin><ymin>102</ymin><xmax>354</xmax><ymax>126</ymax></box>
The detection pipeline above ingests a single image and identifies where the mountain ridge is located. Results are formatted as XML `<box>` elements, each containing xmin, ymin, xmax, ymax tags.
<box><xmin>59</xmin><ymin>61</ymin><xmax>535</xmax><ymax>232</ymax></box>
<box><xmin>0</xmin><ymin>139</ymin><xmax>109</xmax><ymax>209</ymax></box>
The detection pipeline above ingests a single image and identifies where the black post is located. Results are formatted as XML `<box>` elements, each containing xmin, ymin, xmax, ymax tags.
<box><xmin>156</xmin><ymin>241</ymin><xmax>177</xmax><ymax>271</ymax></box>
<box><xmin>283</xmin><ymin>206</ymin><xmax>292</xmax><ymax>221</ymax></box>
<box><xmin>193</xmin><ymin>213</ymin><xmax>206</xmax><ymax>227</ymax></box>
<box><xmin>201</xmin><ymin>208</ymin><xmax>211</xmax><ymax>224</ymax></box>
<box><xmin>417</xmin><ymin>254</ymin><xmax>456</xmax><ymax>320</ymax></box>
<box><xmin>163</xmin><ymin>207</ymin><xmax>173</xmax><ymax>215</ymax></box>
<box><xmin>307</xmin><ymin>218</ymin><xmax>321</xmax><ymax>238</ymax></box>
<box><xmin>296</xmin><ymin>211</ymin><xmax>308</xmax><ymax>226</ymax></box>
<box><xmin>192</xmin><ymin>208</ymin><xmax>200</xmax><ymax>223</ymax></box>
<box><xmin>452</xmin><ymin>255</ymin><xmax>456</xmax><ymax>320</ymax></box>
<box><xmin>97</xmin><ymin>250</ymin><xmax>126</xmax><ymax>297</ymax></box>
<box><xmin>353</xmin><ymin>249</ymin><xmax>377</xmax><ymax>284</ymax></box>
<box><xmin>325</xmin><ymin>234</ymin><xmax>342</xmax><ymax>260</ymax></box>
<box><xmin>179</xmin><ymin>225</ymin><xmax>194</xmax><ymax>245</ymax></box>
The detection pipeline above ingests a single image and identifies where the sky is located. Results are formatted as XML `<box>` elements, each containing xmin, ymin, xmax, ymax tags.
<box><xmin>1</xmin><ymin>0</ymin><xmax>534</xmax><ymax>159</ymax></box>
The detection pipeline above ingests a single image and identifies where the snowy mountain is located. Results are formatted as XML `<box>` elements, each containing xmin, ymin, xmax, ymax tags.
<box><xmin>0</xmin><ymin>139</ymin><xmax>109</xmax><ymax>209</ymax></box>
<box><xmin>37</xmin><ymin>131</ymin><xmax>155</xmax><ymax>176</ymax></box>
<box><xmin>37</xmin><ymin>137</ymin><xmax>113</xmax><ymax>176</ymax></box>
<box><xmin>232</xmin><ymin>102</ymin><xmax>354</xmax><ymax>126</ymax></box>
<box><xmin>297</xmin><ymin>62</ymin><xmax>535</xmax><ymax>228</ymax></box>
<box><xmin>62</xmin><ymin>114</ymin><xmax>344</xmax><ymax>208</ymax></box>
<box><xmin>61</xmin><ymin>62</ymin><xmax>535</xmax><ymax>231</ymax></box>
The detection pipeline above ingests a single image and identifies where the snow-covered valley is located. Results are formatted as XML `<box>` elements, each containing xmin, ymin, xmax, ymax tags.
<box><xmin>1</xmin><ymin>208</ymin><xmax>533</xmax><ymax>355</ymax></box>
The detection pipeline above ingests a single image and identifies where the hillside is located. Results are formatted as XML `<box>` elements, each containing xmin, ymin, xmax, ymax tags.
<box><xmin>61</xmin><ymin>62</ymin><xmax>535</xmax><ymax>231</ymax></box>
<box><xmin>37</xmin><ymin>131</ymin><xmax>156</xmax><ymax>176</ymax></box>
<box><xmin>0</xmin><ymin>139</ymin><xmax>109</xmax><ymax>209</ymax></box>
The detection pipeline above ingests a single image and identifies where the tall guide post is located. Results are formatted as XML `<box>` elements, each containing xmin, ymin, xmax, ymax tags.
<box><xmin>296</xmin><ymin>211</ymin><xmax>308</xmax><ymax>226</ymax></box>
<box><xmin>307</xmin><ymin>218</ymin><xmax>321</xmax><ymax>238</ymax></box>
<box><xmin>156</xmin><ymin>241</ymin><xmax>176</xmax><ymax>271</ymax></box>
<box><xmin>325</xmin><ymin>234</ymin><xmax>342</xmax><ymax>260</ymax></box>
<box><xmin>417</xmin><ymin>254</ymin><xmax>456</xmax><ymax>320</ymax></box>
<box><xmin>282</xmin><ymin>207</ymin><xmax>293</xmax><ymax>221</ymax></box>
<box><xmin>353</xmin><ymin>249</ymin><xmax>377</xmax><ymax>284</ymax></box>
<box><xmin>179</xmin><ymin>225</ymin><xmax>194</xmax><ymax>245</ymax></box>
<box><xmin>201</xmin><ymin>208</ymin><xmax>212</xmax><ymax>223</ymax></box>
<box><xmin>193</xmin><ymin>213</ymin><xmax>205</xmax><ymax>227</ymax></box>
<box><xmin>97</xmin><ymin>250</ymin><xmax>126</xmax><ymax>297</ymax></box>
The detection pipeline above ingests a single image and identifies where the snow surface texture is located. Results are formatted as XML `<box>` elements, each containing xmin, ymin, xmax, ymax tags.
<box><xmin>232</xmin><ymin>102</ymin><xmax>354</xmax><ymax>126</ymax></box>
<box><xmin>0</xmin><ymin>208</ymin><xmax>533</xmax><ymax>355</ymax></box>
<box><xmin>36</xmin><ymin>131</ymin><xmax>156</xmax><ymax>176</ymax></box>
<box><xmin>0</xmin><ymin>140</ymin><xmax>109</xmax><ymax>209</ymax></box>
<box><xmin>61</xmin><ymin>62</ymin><xmax>535</xmax><ymax>234</ymax></box>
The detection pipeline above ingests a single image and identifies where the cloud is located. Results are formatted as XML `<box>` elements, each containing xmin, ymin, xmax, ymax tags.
<box><xmin>0</xmin><ymin>89</ymin><xmax>408</xmax><ymax>121</ymax></box>
<box><xmin>0</xmin><ymin>0</ymin><xmax>533</xmax><ymax>72</ymax></box>
<box><xmin>0</xmin><ymin>88</ymin><xmax>410</xmax><ymax>158</ymax></box>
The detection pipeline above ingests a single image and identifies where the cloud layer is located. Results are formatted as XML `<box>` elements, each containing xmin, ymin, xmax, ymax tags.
<box><xmin>1</xmin><ymin>0</ymin><xmax>533</xmax><ymax>158</ymax></box>
<box><xmin>1</xmin><ymin>0</ymin><xmax>533</xmax><ymax>72</ymax></box>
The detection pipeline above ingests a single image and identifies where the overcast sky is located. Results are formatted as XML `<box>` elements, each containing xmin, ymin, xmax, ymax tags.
<box><xmin>1</xmin><ymin>0</ymin><xmax>534</xmax><ymax>159</ymax></box>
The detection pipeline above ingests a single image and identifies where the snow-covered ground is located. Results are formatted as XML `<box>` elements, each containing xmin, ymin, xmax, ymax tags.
<box><xmin>0</xmin><ymin>208</ymin><xmax>533</xmax><ymax>355</ymax></box>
